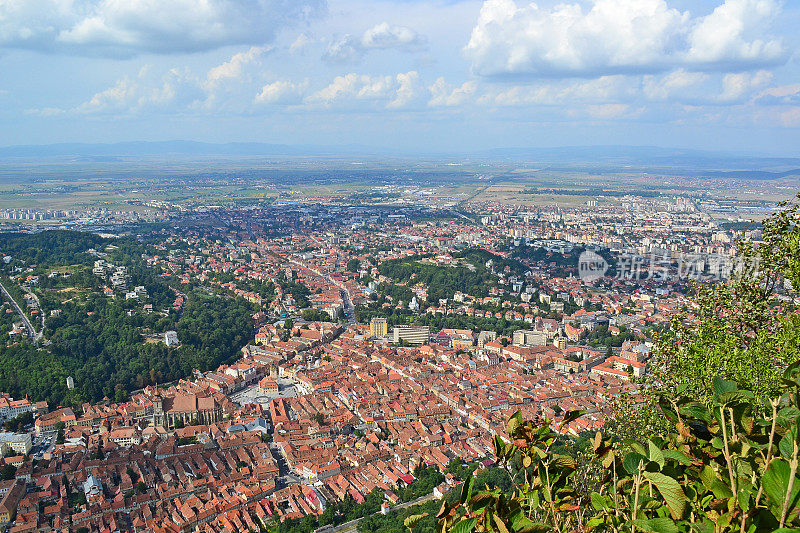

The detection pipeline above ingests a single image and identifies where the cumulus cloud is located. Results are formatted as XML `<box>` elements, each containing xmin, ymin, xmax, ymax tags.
<box><xmin>204</xmin><ymin>46</ymin><xmax>269</xmax><ymax>89</ymax></box>
<box><xmin>643</xmin><ymin>69</ymin><xmax>708</xmax><ymax>100</ymax></box>
<box><xmin>389</xmin><ymin>71</ymin><xmax>422</xmax><ymax>109</ymax></box>
<box><xmin>477</xmin><ymin>76</ymin><xmax>626</xmax><ymax>107</ymax></box>
<box><xmin>464</xmin><ymin>0</ymin><xmax>785</xmax><ymax>78</ymax></box>
<box><xmin>754</xmin><ymin>84</ymin><xmax>800</xmax><ymax>106</ymax></box>
<box><xmin>74</xmin><ymin>69</ymin><xmax>197</xmax><ymax>114</ymax></box>
<box><xmin>428</xmin><ymin>78</ymin><xmax>477</xmax><ymax>107</ymax></box>
<box><xmin>323</xmin><ymin>22</ymin><xmax>425</xmax><ymax>63</ymax></box>
<box><xmin>289</xmin><ymin>32</ymin><xmax>315</xmax><ymax>54</ymax></box>
<box><xmin>686</xmin><ymin>0</ymin><xmax>784</xmax><ymax>68</ymax></box>
<box><xmin>306</xmin><ymin>71</ymin><xmax>421</xmax><ymax>108</ymax></box>
<box><xmin>255</xmin><ymin>80</ymin><xmax>307</xmax><ymax>105</ymax></box>
<box><xmin>0</xmin><ymin>0</ymin><xmax>324</xmax><ymax>57</ymax></box>
<box><xmin>361</xmin><ymin>22</ymin><xmax>425</xmax><ymax>50</ymax></box>
<box><xmin>718</xmin><ymin>70</ymin><xmax>772</xmax><ymax>101</ymax></box>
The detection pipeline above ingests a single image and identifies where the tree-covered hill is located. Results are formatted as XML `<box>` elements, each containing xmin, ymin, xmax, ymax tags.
<box><xmin>378</xmin><ymin>248</ymin><xmax>524</xmax><ymax>304</ymax></box>
<box><xmin>0</xmin><ymin>231</ymin><xmax>255</xmax><ymax>406</ymax></box>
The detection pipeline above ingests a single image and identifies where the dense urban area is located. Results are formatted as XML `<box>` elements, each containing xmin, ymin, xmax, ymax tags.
<box><xmin>0</xmin><ymin>176</ymin><xmax>794</xmax><ymax>532</ymax></box>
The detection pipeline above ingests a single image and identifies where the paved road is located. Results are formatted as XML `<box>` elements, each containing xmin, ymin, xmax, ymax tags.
<box><xmin>0</xmin><ymin>278</ymin><xmax>42</xmax><ymax>343</ymax></box>
<box><xmin>328</xmin><ymin>493</ymin><xmax>437</xmax><ymax>533</ymax></box>
<box><xmin>287</xmin><ymin>258</ymin><xmax>355</xmax><ymax>324</ymax></box>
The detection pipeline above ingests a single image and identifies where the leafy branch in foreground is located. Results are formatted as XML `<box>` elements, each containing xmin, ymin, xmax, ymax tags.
<box><xmin>424</xmin><ymin>362</ymin><xmax>800</xmax><ymax>533</ymax></box>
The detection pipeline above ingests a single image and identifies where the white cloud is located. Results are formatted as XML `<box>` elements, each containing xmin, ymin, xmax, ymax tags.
<box><xmin>389</xmin><ymin>71</ymin><xmax>421</xmax><ymax>109</ymax></box>
<box><xmin>307</xmin><ymin>71</ymin><xmax>420</xmax><ymax>108</ymax></box>
<box><xmin>361</xmin><ymin>22</ymin><xmax>424</xmax><ymax>50</ymax></box>
<box><xmin>464</xmin><ymin>0</ymin><xmax>785</xmax><ymax>78</ymax></box>
<box><xmin>323</xmin><ymin>35</ymin><xmax>363</xmax><ymax>63</ymax></box>
<box><xmin>0</xmin><ymin>0</ymin><xmax>324</xmax><ymax>57</ymax></box>
<box><xmin>324</xmin><ymin>22</ymin><xmax>424</xmax><ymax>63</ymax></box>
<box><xmin>478</xmin><ymin>76</ymin><xmax>626</xmax><ymax>107</ymax></box>
<box><xmin>289</xmin><ymin>32</ymin><xmax>315</xmax><ymax>54</ymax></box>
<box><xmin>754</xmin><ymin>84</ymin><xmax>800</xmax><ymax>106</ymax></box>
<box><xmin>428</xmin><ymin>78</ymin><xmax>477</xmax><ymax>107</ymax></box>
<box><xmin>686</xmin><ymin>0</ymin><xmax>784</xmax><ymax>68</ymax></box>
<box><xmin>643</xmin><ymin>69</ymin><xmax>708</xmax><ymax>100</ymax></box>
<box><xmin>205</xmin><ymin>47</ymin><xmax>269</xmax><ymax>89</ymax></box>
<box><xmin>585</xmin><ymin>104</ymin><xmax>639</xmax><ymax>119</ymax></box>
<box><xmin>255</xmin><ymin>80</ymin><xmax>307</xmax><ymax>105</ymax></box>
<box><xmin>76</xmin><ymin>74</ymin><xmax>180</xmax><ymax>114</ymax></box>
<box><xmin>718</xmin><ymin>70</ymin><xmax>772</xmax><ymax>101</ymax></box>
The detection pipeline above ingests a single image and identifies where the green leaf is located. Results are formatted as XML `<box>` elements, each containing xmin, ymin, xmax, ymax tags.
<box><xmin>632</xmin><ymin>518</ymin><xmax>680</xmax><ymax>533</ymax></box>
<box><xmin>468</xmin><ymin>492</ymin><xmax>497</xmax><ymax>511</ymax></box>
<box><xmin>763</xmin><ymin>458</ymin><xmax>800</xmax><ymax>512</ymax></box>
<box><xmin>777</xmin><ymin>406</ymin><xmax>800</xmax><ymax>427</ymax></box>
<box><xmin>717</xmin><ymin>390</ymin><xmax>754</xmax><ymax>405</ymax></box>
<box><xmin>450</xmin><ymin>517</ymin><xmax>477</xmax><ymax>533</ymax></box>
<box><xmin>590</xmin><ymin>492</ymin><xmax>610</xmax><ymax>511</ymax></box>
<box><xmin>492</xmin><ymin>514</ymin><xmax>511</xmax><ymax>533</ymax></box>
<box><xmin>494</xmin><ymin>434</ymin><xmax>506</xmax><ymax>460</ymax></box>
<box><xmin>779</xmin><ymin>426</ymin><xmax>798</xmax><ymax>460</ymax></box>
<box><xmin>648</xmin><ymin>441</ymin><xmax>665</xmax><ymax>469</ymax></box>
<box><xmin>527</xmin><ymin>489</ymin><xmax>540</xmax><ymax>511</ymax></box>
<box><xmin>678</xmin><ymin>402</ymin><xmax>710</xmax><ymax>423</ymax></box>
<box><xmin>552</xmin><ymin>454</ymin><xmax>576</xmax><ymax>470</ymax></box>
<box><xmin>516</xmin><ymin>523</ymin><xmax>552</xmax><ymax>533</ymax></box>
<box><xmin>558</xmin><ymin>409</ymin><xmax>586</xmax><ymax>429</ymax></box>
<box><xmin>460</xmin><ymin>473</ymin><xmax>474</xmax><ymax>504</ymax></box>
<box><xmin>662</xmin><ymin>449</ymin><xmax>692</xmax><ymax>466</ymax></box>
<box><xmin>643</xmin><ymin>471</ymin><xmax>688</xmax><ymax>520</ymax></box>
<box><xmin>712</xmin><ymin>376</ymin><xmax>738</xmax><ymax>398</ymax></box>
<box><xmin>710</xmin><ymin>479</ymin><xmax>733</xmax><ymax>500</ymax></box>
<box><xmin>510</xmin><ymin>511</ymin><xmax>551</xmax><ymax>533</ymax></box>
<box><xmin>404</xmin><ymin>513</ymin><xmax>429</xmax><ymax>530</ymax></box>
<box><xmin>507</xmin><ymin>410</ymin><xmax>523</xmax><ymax>436</ymax></box>
<box><xmin>623</xmin><ymin>452</ymin><xmax>646</xmax><ymax>475</ymax></box>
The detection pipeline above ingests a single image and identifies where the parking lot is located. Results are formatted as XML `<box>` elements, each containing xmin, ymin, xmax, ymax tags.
<box><xmin>31</xmin><ymin>433</ymin><xmax>54</xmax><ymax>459</ymax></box>
<box><xmin>228</xmin><ymin>377</ymin><xmax>303</xmax><ymax>407</ymax></box>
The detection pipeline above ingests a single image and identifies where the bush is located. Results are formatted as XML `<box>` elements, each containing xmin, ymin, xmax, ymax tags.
<box><xmin>430</xmin><ymin>364</ymin><xmax>800</xmax><ymax>532</ymax></box>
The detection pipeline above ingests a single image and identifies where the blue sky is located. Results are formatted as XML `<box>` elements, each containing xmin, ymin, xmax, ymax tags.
<box><xmin>1</xmin><ymin>0</ymin><xmax>799</xmax><ymax>155</ymax></box>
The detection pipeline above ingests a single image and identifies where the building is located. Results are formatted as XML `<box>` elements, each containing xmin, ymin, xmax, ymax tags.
<box><xmin>0</xmin><ymin>432</ymin><xmax>32</xmax><ymax>455</ymax></box>
<box><xmin>369</xmin><ymin>317</ymin><xmax>388</xmax><ymax>338</ymax></box>
<box><xmin>164</xmin><ymin>330</ymin><xmax>180</xmax><ymax>347</ymax></box>
<box><xmin>152</xmin><ymin>393</ymin><xmax>222</xmax><ymax>430</ymax></box>
<box><xmin>108</xmin><ymin>427</ymin><xmax>141</xmax><ymax>447</ymax></box>
<box><xmin>259</xmin><ymin>377</ymin><xmax>279</xmax><ymax>394</ymax></box>
<box><xmin>0</xmin><ymin>396</ymin><xmax>32</xmax><ymax>422</ymax></box>
<box><xmin>35</xmin><ymin>407</ymin><xmax>76</xmax><ymax>434</ymax></box>
<box><xmin>512</xmin><ymin>329</ymin><xmax>547</xmax><ymax>347</ymax></box>
<box><xmin>392</xmin><ymin>325</ymin><xmax>430</xmax><ymax>346</ymax></box>
<box><xmin>0</xmin><ymin>480</ymin><xmax>23</xmax><ymax>526</ymax></box>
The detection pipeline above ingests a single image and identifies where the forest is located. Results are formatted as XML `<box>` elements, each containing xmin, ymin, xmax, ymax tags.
<box><xmin>0</xmin><ymin>231</ymin><xmax>255</xmax><ymax>406</ymax></box>
<box><xmin>378</xmin><ymin>249</ymin><xmax>519</xmax><ymax>304</ymax></box>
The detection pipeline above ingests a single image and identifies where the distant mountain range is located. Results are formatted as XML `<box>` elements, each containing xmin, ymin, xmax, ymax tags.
<box><xmin>0</xmin><ymin>141</ymin><xmax>798</xmax><ymax>177</ymax></box>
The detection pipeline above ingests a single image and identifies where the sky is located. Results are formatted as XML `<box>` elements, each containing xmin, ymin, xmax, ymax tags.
<box><xmin>1</xmin><ymin>0</ymin><xmax>799</xmax><ymax>155</ymax></box>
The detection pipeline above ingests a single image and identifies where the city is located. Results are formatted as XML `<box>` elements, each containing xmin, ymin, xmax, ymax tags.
<box><xmin>0</xmin><ymin>179</ymin><xmax>793</xmax><ymax>531</ymax></box>
<box><xmin>1</xmin><ymin>0</ymin><xmax>800</xmax><ymax>531</ymax></box>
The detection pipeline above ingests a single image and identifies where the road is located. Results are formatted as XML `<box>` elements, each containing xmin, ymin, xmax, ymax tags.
<box><xmin>287</xmin><ymin>258</ymin><xmax>355</xmax><ymax>323</ymax></box>
<box><xmin>0</xmin><ymin>278</ymin><xmax>42</xmax><ymax>343</ymax></box>
<box><xmin>328</xmin><ymin>493</ymin><xmax>438</xmax><ymax>533</ymax></box>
